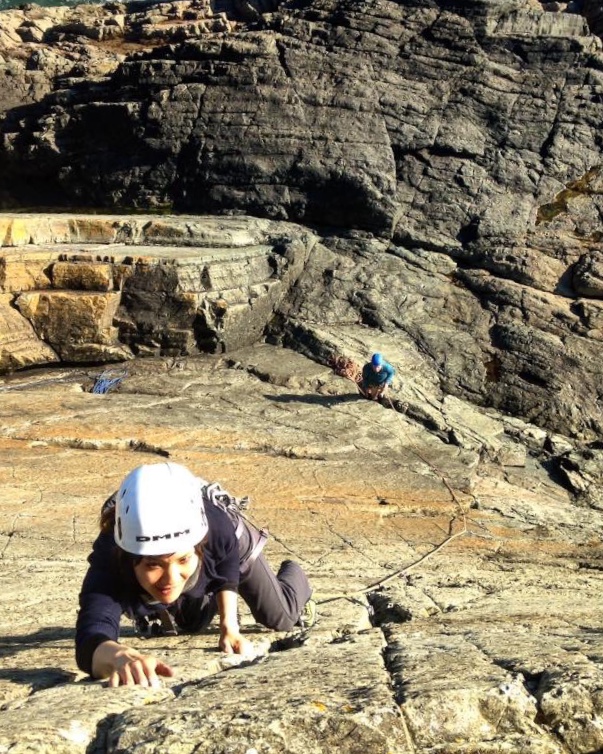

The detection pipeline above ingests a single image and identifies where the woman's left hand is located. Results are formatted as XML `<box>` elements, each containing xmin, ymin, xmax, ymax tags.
<box><xmin>219</xmin><ymin>626</ymin><xmax>255</xmax><ymax>655</ymax></box>
<box><xmin>217</xmin><ymin>589</ymin><xmax>254</xmax><ymax>654</ymax></box>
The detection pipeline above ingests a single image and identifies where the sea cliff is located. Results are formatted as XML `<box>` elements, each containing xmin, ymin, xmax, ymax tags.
<box><xmin>1</xmin><ymin>1</ymin><xmax>603</xmax><ymax>752</ymax></box>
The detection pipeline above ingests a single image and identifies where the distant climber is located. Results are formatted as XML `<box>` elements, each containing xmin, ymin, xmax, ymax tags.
<box><xmin>359</xmin><ymin>353</ymin><xmax>395</xmax><ymax>401</ymax></box>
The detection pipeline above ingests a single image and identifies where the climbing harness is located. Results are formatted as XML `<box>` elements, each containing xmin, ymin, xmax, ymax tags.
<box><xmin>135</xmin><ymin>608</ymin><xmax>179</xmax><ymax>638</ymax></box>
<box><xmin>201</xmin><ymin>482</ymin><xmax>269</xmax><ymax>576</ymax></box>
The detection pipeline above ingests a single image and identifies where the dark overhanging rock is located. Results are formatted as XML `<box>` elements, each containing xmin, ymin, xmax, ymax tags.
<box><xmin>1</xmin><ymin>0</ymin><xmax>603</xmax><ymax>245</ymax></box>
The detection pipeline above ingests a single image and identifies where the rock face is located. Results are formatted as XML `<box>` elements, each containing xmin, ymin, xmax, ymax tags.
<box><xmin>1</xmin><ymin>1</ymin><xmax>603</xmax><ymax>751</ymax></box>
<box><xmin>1</xmin><ymin>0</ymin><xmax>603</xmax><ymax>443</ymax></box>
<box><xmin>1</xmin><ymin>0</ymin><xmax>602</xmax><ymax>236</ymax></box>
<box><xmin>1</xmin><ymin>348</ymin><xmax>602</xmax><ymax>754</ymax></box>
<box><xmin>0</xmin><ymin>213</ymin><xmax>315</xmax><ymax>368</ymax></box>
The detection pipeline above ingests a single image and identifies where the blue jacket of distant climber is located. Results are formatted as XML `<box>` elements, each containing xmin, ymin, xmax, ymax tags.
<box><xmin>361</xmin><ymin>360</ymin><xmax>395</xmax><ymax>388</ymax></box>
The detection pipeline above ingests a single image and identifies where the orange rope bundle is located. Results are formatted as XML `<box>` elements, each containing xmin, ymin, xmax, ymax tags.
<box><xmin>331</xmin><ymin>355</ymin><xmax>363</xmax><ymax>385</ymax></box>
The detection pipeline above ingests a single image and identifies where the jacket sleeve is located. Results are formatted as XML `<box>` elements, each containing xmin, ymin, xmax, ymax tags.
<box><xmin>203</xmin><ymin>503</ymin><xmax>240</xmax><ymax>594</ymax></box>
<box><xmin>384</xmin><ymin>362</ymin><xmax>395</xmax><ymax>384</ymax></box>
<box><xmin>75</xmin><ymin>532</ymin><xmax>124</xmax><ymax>676</ymax></box>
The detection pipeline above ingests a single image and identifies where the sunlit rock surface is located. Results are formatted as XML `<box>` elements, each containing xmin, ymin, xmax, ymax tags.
<box><xmin>0</xmin><ymin>213</ymin><xmax>315</xmax><ymax>367</ymax></box>
<box><xmin>1</xmin><ymin>347</ymin><xmax>602</xmax><ymax>753</ymax></box>
<box><xmin>1</xmin><ymin>0</ymin><xmax>603</xmax><ymax>441</ymax></box>
<box><xmin>1</xmin><ymin>0</ymin><xmax>603</xmax><ymax>749</ymax></box>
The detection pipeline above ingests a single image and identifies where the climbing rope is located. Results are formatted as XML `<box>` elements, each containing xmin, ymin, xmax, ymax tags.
<box><xmin>331</xmin><ymin>354</ymin><xmax>363</xmax><ymax>388</ymax></box>
<box><xmin>91</xmin><ymin>368</ymin><xmax>128</xmax><ymax>394</ymax></box>
<box><xmin>318</xmin><ymin>354</ymin><xmax>469</xmax><ymax>606</ymax></box>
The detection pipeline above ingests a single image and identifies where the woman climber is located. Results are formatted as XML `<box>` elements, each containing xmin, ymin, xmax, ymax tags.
<box><xmin>75</xmin><ymin>462</ymin><xmax>314</xmax><ymax>687</ymax></box>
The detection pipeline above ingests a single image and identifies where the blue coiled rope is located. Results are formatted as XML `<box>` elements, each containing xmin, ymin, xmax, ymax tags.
<box><xmin>91</xmin><ymin>368</ymin><xmax>128</xmax><ymax>394</ymax></box>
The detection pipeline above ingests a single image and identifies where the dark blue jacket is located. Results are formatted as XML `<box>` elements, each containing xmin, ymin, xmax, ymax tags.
<box><xmin>362</xmin><ymin>360</ymin><xmax>395</xmax><ymax>387</ymax></box>
<box><xmin>75</xmin><ymin>502</ymin><xmax>238</xmax><ymax>675</ymax></box>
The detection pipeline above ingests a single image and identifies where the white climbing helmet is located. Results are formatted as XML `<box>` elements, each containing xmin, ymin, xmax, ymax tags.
<box><xmin>115</xmin><ymin>463</ymin><xmax>208</xmax><ymax>555</ymax></box>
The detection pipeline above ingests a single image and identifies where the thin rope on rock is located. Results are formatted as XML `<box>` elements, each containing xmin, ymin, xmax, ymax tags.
<box><xmin>317</xmin><ymin>354</ymin><xmax>470</xmax><ymax>606</ymax></box>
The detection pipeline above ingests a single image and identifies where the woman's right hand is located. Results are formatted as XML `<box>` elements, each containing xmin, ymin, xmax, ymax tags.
<box><xmin>92</xmin><ymin>640</ymin><xmax>174</xmax><ymax>688</ymax></box>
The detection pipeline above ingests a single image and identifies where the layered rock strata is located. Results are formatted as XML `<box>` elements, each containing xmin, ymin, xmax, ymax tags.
<box><xmin>0</xmin><ymin>213</ymin><xmax>315</xmax><ymax>369</ymax></box>
<box><xmin>1</xmin><ymin>0</ymin><xmax>603</xmax><ymax>444</ymax></box>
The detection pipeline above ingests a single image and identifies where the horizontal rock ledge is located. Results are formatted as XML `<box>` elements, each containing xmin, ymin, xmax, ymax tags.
<box><xmin>0</xmin><ymin>213</ymin><xmax>317</xmax><ymax>372</ymax></box>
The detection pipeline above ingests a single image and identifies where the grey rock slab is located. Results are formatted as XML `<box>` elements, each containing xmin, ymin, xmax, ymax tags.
<box><xmin>224</xmin><ymin>342</ymin><xmax>335</xmax><ymax>391</ymax></box>
<box><xmin>374</xmin><ymin>545</ymin><xmax>603</xmax><ymax>752</ymax></box>
<box><xmin>382</xmin><ymin>606</ymin><xmax>603</xmax><ymax>752</ymax></box>
<box><xmin>277</xmin><ymin>232</ymin><xmax>603</xmax><ymax>439</ymax></box>
<box><xmin>386</xmin><ymin>627</ymin><xmax>564</xmax><ymax>753</ymax></box>
<box><xmin>105</xmin><ymin>629</ymin><xmax>407</xmax><ymax>754</ymax></box>
<box><xmin>469</xmin><ymin>470</ymin><xmax>600</xmax><ymax>539</ymax></box>
<box><xmin>537</xmin><ymin>662</ymin><xmax>603</xmax><ymax>753</ymax></box>
<box><xmin>0</xmin><ymin>682</ymin><xmax>175</xmax><ymax>753</ymax></box>
<box><xmin>0</xmin><ymin>344</ymin><xmax>602</xmax><ymax>753</ymax></box>
<box><xmin>0</xmin><ymin>353</ymin><xmax>479</xmax><ymax>499</ymax></box>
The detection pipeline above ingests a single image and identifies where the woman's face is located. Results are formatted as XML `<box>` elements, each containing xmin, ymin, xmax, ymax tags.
<box><xmin>134</xmin><ymin>550</ymin><xmax>199</xmax><ymax>604</ymax></box>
